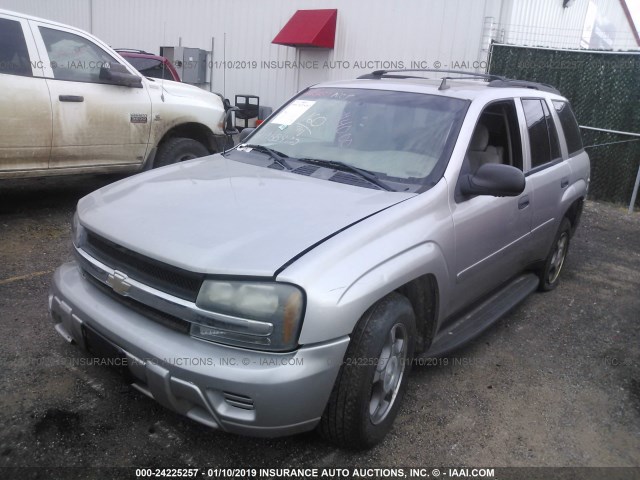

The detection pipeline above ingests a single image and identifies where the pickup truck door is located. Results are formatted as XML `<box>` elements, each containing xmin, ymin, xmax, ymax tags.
<box><xmin>450</xmin><ymin>100</ymin><xmax>533</xmax><ymax>310</ymax></box>
<box><xmin>30</xmin><ymin>21</ymin><xmax>152</xmax><ymax>170</ymax></box>
<box><xmin>0</xmin><ymin>14</ymin><xmax>52</xmax><ymax>174</ymax></box>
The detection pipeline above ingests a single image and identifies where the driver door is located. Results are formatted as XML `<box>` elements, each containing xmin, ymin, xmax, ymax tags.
<box><xmin>30</xmin><ymin>21</ymin><xmax>152</xmax><ymax>170</ymax></box>
<box><xmin>450</xmin><ymin>100</ymin><xmax>533</xmax><ymax>310</ymax></box>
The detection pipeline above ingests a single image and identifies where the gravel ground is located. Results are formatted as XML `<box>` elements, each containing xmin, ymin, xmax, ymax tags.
<box><xmin>0</xmin><ymin>175</ymin><xmax>638</xmax><ymax>479</ymax></box>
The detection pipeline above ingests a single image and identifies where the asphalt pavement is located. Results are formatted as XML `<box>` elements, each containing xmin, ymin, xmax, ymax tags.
<box><xmin>0</xmin><ymin>174</ymin><xmax>638</xmax><ymax>479</ymax></box>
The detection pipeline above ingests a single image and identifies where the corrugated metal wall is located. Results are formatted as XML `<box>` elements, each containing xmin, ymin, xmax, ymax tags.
<box><xmin>0</xmin><ymin>0</ymin><xmax>91</xmax><ymax>30</ymax></box>
<box><xmin>1</xmin><ymin>0</ymin><xmax>637</xmax><ymax>110</ymax></box>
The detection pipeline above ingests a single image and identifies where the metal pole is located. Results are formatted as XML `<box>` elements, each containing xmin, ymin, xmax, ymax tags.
<box><xmin>580</xmin><ymin>125</ymin><xmax>640</xmax><ymax>137</ymax></box>
<box><xmin>629</xmin><ymin>163</ymin><xmax>640</xmax><ymax>214</ymax></box>
<box><xmin>209</xmin><ymin>37</ymin><xmax>214</xmax><ymax>93</ymax></box>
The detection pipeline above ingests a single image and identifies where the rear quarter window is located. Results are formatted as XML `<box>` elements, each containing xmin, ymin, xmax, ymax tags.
<box><xmin>522</xmin><ymin>98</ymin><xmax>562</xmax><ymax>169</ymax></box>
<box><xmin>552</xmin><ymin>100</ymin><xmax>584</xmax><ymax>155</ymax></box>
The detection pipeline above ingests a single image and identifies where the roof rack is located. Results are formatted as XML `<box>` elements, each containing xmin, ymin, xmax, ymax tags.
<box><xmin>487</xmin><ymin>79</ymin><xmax>561</xmax><ymax>95</ymax></box>
<box><xmin>357</xmin><ymin>69</ymin><xmax>560</xmax><ymax>94</ymax></box>
<box><xmin>357</xmin><ymin>69</ymin><xmax>506</xmax><ymax>82</ymax></box>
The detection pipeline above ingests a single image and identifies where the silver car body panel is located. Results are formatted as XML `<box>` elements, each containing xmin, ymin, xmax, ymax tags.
<box><xmin>77</xmin><ymin>156</ymin><xmax>415</xmax><ymax>276</ymax></box>
<box><xmin>50</xmin><ymin>262</ymin><xmax>349</xmax><ymax>436</ymax></box>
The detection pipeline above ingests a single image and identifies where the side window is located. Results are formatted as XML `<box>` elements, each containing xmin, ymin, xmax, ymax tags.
<box><xmin>542</xmin><ymin>100</ymin><xmax>561</xmax><ymax>160</ymax></box>
<box><xmin>465</xmin><ymin>100</ymin><xmax>523</xmax><ymax>174</ymax></box>
<box><xmin>552</xmin><ymin>100</ymin><xmax>584</xmax><ymax>155</ymax></box>
<box><xmin>0</xmin><ymin>18</ymin><xmax>32</xmax><ymax>77</ymax></box>
<box><xmin>39</xmin><ymin>26</ymin><xmax>119</xmax><ymax>83</ymax></box>
<box><xmin>522</xmin><ymin>99</ymin><xmax>561</xmax><ymax>170</ymax></box>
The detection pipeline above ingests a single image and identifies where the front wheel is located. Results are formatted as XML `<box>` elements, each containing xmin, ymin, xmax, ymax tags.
<box><xmin>319</xmin><ymin>292</ymin><xmax>416</xmax><ymax>449</ymax></box>
<box><xmin>538</xmin><ymin>217</ymin><xmax>572</xmax><ymax>291</ymax></box>
<box><xmin>154</xmin><ymin>137</ymin><xmax>210</xmax><ymax>168</ymax></box>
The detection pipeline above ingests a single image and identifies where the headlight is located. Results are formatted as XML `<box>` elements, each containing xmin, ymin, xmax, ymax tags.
<box><xmin>192</xmin><ymin>280</ymin><xmax>304</xmax><ymax>351</ymax></box>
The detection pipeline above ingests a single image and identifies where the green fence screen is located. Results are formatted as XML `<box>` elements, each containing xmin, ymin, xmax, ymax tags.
<box><xmin>489</xmin><ymin>44</ymin><xmax>640</xmax><ymax>207</ymax></box>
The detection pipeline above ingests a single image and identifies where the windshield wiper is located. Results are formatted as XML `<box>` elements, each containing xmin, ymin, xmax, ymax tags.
<box><xmin>239</xmin><ymin>144</ymin><xmax>292</xmax><ymax>170</ymax></box>
<box><xmin>298</xmin><ymin>158</ymin><xmax>394</xmax><ymax>191</ymax></box>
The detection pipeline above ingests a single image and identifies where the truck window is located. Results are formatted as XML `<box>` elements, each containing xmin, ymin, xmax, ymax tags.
<box><xmin>465</xmin><ymin>100</ymin><xmax>523</xmax><ymax>173</ymax></box>
<box><xmin>0</xmin><ymin>18</ymin><xmax>32</xmax><ymax>77</ymax></box>
<box><xmin>39</xmin><ymin>26</ymin><xmax>119</xmax><ymax>83</ymax></box>
<box><xmin>552</xmin><ymin>100</ymin><xmax>584</xmax><ymax>156</ymax></box>
<box><xmin>522</xmin><ymin>98</ymin><xmax>561</xmax><ymax>169</ymax></box>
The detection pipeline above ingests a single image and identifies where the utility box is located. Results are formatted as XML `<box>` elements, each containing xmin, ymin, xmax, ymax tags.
<box><xmin>160</xmin><ymin>46</ymin><xmax>207</xmax><ymax>84</ymax></box>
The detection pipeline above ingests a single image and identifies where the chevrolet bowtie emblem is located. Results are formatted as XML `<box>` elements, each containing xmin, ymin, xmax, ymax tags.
<box><xmin>106</xmin><ymin>270</ymin><xmax>131</xmax><ymax>296</ymax></box>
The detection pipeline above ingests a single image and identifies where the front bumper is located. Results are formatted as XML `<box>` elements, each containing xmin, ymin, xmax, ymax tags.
<box><xmin>49</xmin><ymin>262</ymin><xmax>349</xmax><ymax>437</ymax></box>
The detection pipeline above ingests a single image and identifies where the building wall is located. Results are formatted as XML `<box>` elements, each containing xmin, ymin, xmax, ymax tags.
<box><xmin>0</xmin><ymin>0</ymin><xmax>637</xmax><ymax>110</ymax></box>
<box><xmin>500</xmin><ymin>0</ymin><xmax>639</xmax><ymax>50</ymax></box>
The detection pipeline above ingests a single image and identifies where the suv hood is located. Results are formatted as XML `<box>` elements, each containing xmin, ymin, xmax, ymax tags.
<box><xmin>77</xmin><ymin>156</ymin><xmax>414</xmax><ymax>277</ymax></box>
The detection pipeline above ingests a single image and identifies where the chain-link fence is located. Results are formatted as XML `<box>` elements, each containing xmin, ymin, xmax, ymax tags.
<box><xmin>488</xmin><ymin>44</ymin><xmax>640</xmax><ymax>208</ymax></box>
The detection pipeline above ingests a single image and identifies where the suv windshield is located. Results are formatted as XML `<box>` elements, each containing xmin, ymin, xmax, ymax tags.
<box><xmin>245</xmin><ymin>87</ymin><xmax>468</xmax><ymax>187</ymax></box>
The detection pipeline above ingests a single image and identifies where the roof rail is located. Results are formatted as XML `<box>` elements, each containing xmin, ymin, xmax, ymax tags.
<box><xmin>357</xmin><ymin>69</ymin><xmax>506</xmax><ymax>82</ymax></box>
<box><xmin>358</xmin><ymin>69</ymin><xmax>561</xmax><ymax>94</ymax></box>
<box><xmin>487</xmin><ymin>79</ymin><xmax>561</xmax><ymax>95</ymax></box>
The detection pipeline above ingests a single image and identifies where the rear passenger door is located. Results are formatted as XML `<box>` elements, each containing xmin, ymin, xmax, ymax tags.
<box><xmin>0</xmin><ymin>13</ymin><xmax>52</xmax><ymax>174</ymax></box>
<box><xmin>521</xmin><ymin>98</ymin><xmax>572</xmax><ymax>259</ymax></box>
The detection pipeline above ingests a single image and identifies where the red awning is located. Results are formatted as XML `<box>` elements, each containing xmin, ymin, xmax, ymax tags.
<box><xmin>272</xmin><ymin>9</ymin><xmax>337</xmax><ymax>49</ymax></box>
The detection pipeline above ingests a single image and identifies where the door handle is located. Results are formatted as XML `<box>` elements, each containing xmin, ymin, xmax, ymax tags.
<box><xmin>561</xmin><ymin>177</ymin><xmax>569</xmax><ymax>188</ymax></box>
<box><xmin>518</xmin><ymin>195</ymin><xmax>530</xmax><ymax>210</ymax></box>
<box><xmin>59</xmin><ymin>95</ymin><xmax>84</xmax><ymax>102</ymax></box>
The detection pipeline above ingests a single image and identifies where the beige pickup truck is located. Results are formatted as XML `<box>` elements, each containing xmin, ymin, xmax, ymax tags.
<box><xmin>0</xmin><ymin>9</ymin><xmax>228</xmax><ymax>179</ymax></box>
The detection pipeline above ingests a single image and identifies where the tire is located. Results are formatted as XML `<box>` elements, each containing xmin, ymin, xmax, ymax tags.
<box><xmin>538</xmin><ymin>217</ymin><xmax>571</xmax><ymax>291</ymax></box>
<box><xmin>318</xmin><ymin>292</ymin><xmax>416</xmax><ymax>449</ymax></box>
<box><xmin>154</xmin><ymin>137</ymin><xmax>210</xmax><ymax>168</ymax></box>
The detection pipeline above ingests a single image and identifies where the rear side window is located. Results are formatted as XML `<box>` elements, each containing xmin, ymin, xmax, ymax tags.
<box><xmin>0</xmin><ymin>18</ymin><xmax>32</xmax><ymax>77</ymax></box>
<box><xmin>552</xmin><ymin>100</ymin><xmax>584</xmax><ymax>155</ymax></box>
<box><xmin>522</xmin><ymin>98</ymin><xmax>561</xmax><ymax>170</ymax></box>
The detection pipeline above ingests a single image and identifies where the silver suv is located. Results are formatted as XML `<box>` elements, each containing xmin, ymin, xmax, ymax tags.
<box><xmin>49</xmin><ymin>70</ymin><xmax>590</xmax><ymax>448</ymax></box>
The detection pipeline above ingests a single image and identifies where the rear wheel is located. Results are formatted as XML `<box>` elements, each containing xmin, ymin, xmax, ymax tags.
<box><xmin>538</xmin><ymin>217</ymin><xmax>571</xmax><ymax>291</ymax></box>
<box><xmin>154</xmin><ymin>137</ymin><xmax>209</xmax><ymax>168</ymax></box>
<box><xmin>319</xmin><ymin>292</ymin><xmax>416</xmax><ymax>449</ymax></box>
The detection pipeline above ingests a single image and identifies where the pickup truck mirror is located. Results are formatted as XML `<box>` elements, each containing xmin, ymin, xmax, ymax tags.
<box><xmin>99</xmin><ymin>63</ymin><xmax>143</xmax><ymax>88</ymax></box>
<box><xmin>238</xmin><ymin>128</ymin><xmax>255</xmax><ymax>144</ymax></box>
<box><xmin>459</xmin><ymin>163</ymin><xmax>525</xmax><ymax>197</ymax></box>
<box><xmin>224</xmin><ymin>106</ymin><xmax>240</xmax><ymax>136</ymax></box>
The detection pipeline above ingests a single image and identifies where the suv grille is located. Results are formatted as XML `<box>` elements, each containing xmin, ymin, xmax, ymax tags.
<box><xmin>82</xmin><ymin>232</ymin><xmax>204</xmax><ymax>302</ymax></box>
<box><xmin>86</xmin><ymin>274</ymin><xmax>190</xmax><ymax>334</ymax></box>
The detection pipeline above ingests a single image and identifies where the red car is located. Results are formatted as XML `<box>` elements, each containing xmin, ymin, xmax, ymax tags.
<box><xmin>116</xmin><ymin>49</ymin><xmax>181</xmax><ymax>82</ymax></box>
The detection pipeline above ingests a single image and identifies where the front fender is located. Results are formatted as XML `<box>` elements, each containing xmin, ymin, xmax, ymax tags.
<box><xmin>277</xmin><ymin>183</ymin><xmax>455</xmax><ymax>345</ymax></box>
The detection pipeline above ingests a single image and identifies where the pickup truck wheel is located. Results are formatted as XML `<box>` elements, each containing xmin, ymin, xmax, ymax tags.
<box><xmin>319</xmin><ymin>292</ymin><xmax>416</xmax><ymax>449</ymax></box>
<box><xmin>538</xmin><ymin>217</ymin><xmax>571</xmax><ymax>291</ymax></box>
<box><xmin>154</xmin><ymin>137</ymin><xmax>209</xmax><ymax>168</ymax></box>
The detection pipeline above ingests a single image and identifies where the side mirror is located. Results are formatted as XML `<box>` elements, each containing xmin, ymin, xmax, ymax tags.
<box><xmin>459</xmin><ymin>163</ymin><xmax>525</xmax><ymax>197</ymax></box>
<box><xmin>224</xmin><ymin>106</ymin><xmax>240</xmax><ymax>136</ymax></box>
<box><xmin>238</xmin><ymin>127</ymin><xmax>255</xmax><ymax>144</ymax></box>
<box><xmin>100</xmin><ymin>63</ymin><xmax>142</xmax><ymax>88</ymax></box>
